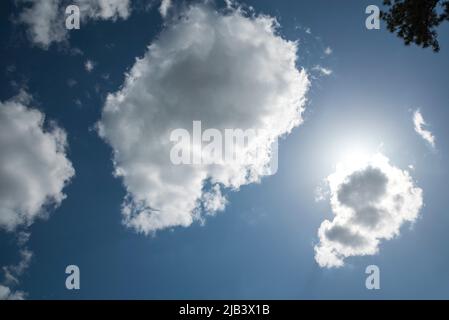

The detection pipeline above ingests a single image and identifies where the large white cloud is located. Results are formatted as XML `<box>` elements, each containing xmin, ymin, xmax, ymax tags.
<box><xmin>18</xmin><ymin>0</ymin><xmax>131</xmax><ymax>48</ymax></box>
<box><xmin>314</xmin><ymin>154</ymin><xmax>423</xmax><ymax>268</ymax></box>
<box><xmin>0</xmin><ymin>95</ymin><xmax>75</xmax><ymax>231</ymax></box>
<box><xmin>98</xmin><ymin>3</ymin><xmax>310</xmax><ymax>234</ymax></box>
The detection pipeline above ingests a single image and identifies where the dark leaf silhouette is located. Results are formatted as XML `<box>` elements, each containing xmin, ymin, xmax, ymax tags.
<box><xmin>381</xmin><ymin>0</ymin><xmax>449</xmax><ymax>52</ymax></box>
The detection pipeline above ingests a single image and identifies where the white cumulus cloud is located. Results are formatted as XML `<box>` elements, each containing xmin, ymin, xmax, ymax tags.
<box><xmin>98</xmin><ymin>4</ymin><xmax>310</xmax><ymax>234</ymax></box>
<box><xmin>18</xmin><ymin>0</ymin><xmax>66</xmax><ymax>48</ymax></box>
<box><xmin>413</xmin><ymin>109</ymin><xmax>435</xmax><ymax>148</ymax></box>
<box><xmin>314</xmin><ymin>154</ymin><xmax>423</xmax><ymax>268</ymax></box>
<box><xmin>0</xmin><ymin>95</ymin><xmax>75</xmax><ymax>231</ymax></box>
<box><xmin>17</xmin><ymin>0</ymin><xmax>131</xmax><ymax>48</ymax></box>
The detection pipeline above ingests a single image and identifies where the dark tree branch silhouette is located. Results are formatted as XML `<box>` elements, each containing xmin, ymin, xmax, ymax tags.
<box><xmin>381</xmin><ymin>0</ymin><xmax>449</xmax><ymax>52</ymax></box>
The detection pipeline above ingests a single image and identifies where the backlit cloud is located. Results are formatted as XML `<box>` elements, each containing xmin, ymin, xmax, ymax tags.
<box><xmin>315</xmin><ymin>154</ymin><xmax>423</xmax><ymax>268</ymax></box>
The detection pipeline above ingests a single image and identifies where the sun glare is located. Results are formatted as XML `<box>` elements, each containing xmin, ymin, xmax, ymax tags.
<box><xmin>335</xmin><ymin>145</ymin><xmax>375</xmax><ymax>171</ymax></box>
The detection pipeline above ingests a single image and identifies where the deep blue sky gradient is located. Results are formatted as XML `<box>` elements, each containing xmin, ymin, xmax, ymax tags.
<box><xmin>1</xmin><ymin>0</ymin><xmax>449</xmax><ymax>299</ymax></box>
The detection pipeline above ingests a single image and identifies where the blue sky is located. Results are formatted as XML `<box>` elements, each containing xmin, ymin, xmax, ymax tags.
<box><xmin>1</xmin><ymin>0</ymin><xmax>449</xmax><ymax>299</ymax></box>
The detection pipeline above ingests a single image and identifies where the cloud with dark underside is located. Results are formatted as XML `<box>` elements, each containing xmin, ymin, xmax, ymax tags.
<box><xmin>315</xmin><ymin>154</ymin><xmax>423</xmax><ymax>268</ymax></box>
<box><xmin>98</xmin><ymin>3</ymin><xmax>310</xmax><ymax>234</ymax></box>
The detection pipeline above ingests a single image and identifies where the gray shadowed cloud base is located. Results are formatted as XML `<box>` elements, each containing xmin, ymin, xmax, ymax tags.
<box><xmin>315</xmin><ymin>154</ymin><xmax>423</xmax><ymax>268</ymax></box>
<box><xmin>98</xmin><ymin>3</ymin><xmax>310</xmax><ymax>234</ymax></box>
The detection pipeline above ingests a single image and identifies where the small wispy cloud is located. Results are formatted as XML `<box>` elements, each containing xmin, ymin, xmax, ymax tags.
<box><xmin>1</xmin><ymin>245</ymin><xmax>32</xmax><ymax>300</ymax></box>
<box><xmin>2</xmin><ymin>249</ymin><xmax>33</xmax><ymax>286</ymax></box>
<box><xmin>0</xmin><ymin>285</ymin><xmax>26</xmax><ymax>300</ymax></box>
<box><xmin>324</xmin><ymin>46</ymin><xmax>332</xmax><ymax>55</ymax></box>
<box><xmin>413</xmin><ymin>109</ymin><xmax>435</xmax><ymax>148</ymax></box>
<box><xmin>314</xmin><ymin>184</ymin><xmax>328</xmax><ymax>202</ymax></box>
<box><xmin>159</xmin><ymin>0</ymin><xmax>172</xmax><ymax>18</ymax></box>
<box><xmin>85</xmin><ymin>60</ymin><xmax>95</xmax><ymax>73</ymax></box>
<box><xmin>312</xmin><ymin>65</ymin><xmax>333</xmax><ymax>76</ymax></box>
<box><xmin>67</xmin><ymin>78</ymin><xmax>77</xmax><ymax>87</ymax></box>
